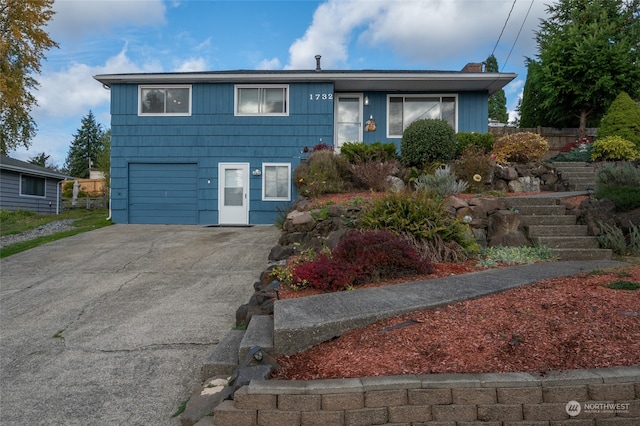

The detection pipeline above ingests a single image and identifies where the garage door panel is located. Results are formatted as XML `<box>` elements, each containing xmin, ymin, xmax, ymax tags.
<box><xmin>128</xmin><ymin>163</ymin><xmax>198</xmax><ymax>224</ymax></box>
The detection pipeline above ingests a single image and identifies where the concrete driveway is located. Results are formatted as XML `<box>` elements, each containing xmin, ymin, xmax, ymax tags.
<box><xmin>0</xmin><ymin>224</ymin><xmax>279</xmax><ymax>425</ymax></box>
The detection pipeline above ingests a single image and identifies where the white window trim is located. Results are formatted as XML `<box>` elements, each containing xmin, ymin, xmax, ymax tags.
<box><xmin>234</xmin><ymin>84</ymin><xmax>289</xmax><ymax>117</ymax></box>
<box><xmin>262</xmin><ymin>163</ymin><xmax>291</xmax><ymax>201</ymax></box>
<box><xmin>19</xmin><ymin>174</ymin><xmax>46</xmax><ymax>198</ymax></box>
<box><xmin>386</xmin><ymin>94</ymin><xmax>458</xmax><ymax>138</ymax></box>
<box><xmin>138</xmin><ymin>85</ymin><xmax>192</xmax><ymax>116</ymax></box>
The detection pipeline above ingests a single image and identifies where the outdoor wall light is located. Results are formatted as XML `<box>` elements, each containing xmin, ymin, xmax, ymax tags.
<box><xmin>252</xmin><ymin>169</ymin><xmax>262</xmax><ymax>176</ymax></box>
<box><xmin>364</xmin><ymin>96</ymin><xmax>369</xmax><ymax>106</ymax></box>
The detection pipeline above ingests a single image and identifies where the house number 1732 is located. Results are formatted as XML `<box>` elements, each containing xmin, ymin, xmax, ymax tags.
<box><xmin>309</xmin><ymin>93</ymin><xmax>333</xmax><ymax>100</ymax></box>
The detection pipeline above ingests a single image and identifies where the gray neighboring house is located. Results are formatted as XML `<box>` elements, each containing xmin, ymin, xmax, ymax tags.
<box><xmin>0</xmin><ymin>156</ymin><xmax>70</xmax><ymax>214</ymax></box>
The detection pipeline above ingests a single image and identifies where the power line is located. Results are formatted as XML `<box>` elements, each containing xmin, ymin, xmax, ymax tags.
<box><xmin>502</xmin><ymin>0</ymin><xmax>535</xmax><ymax>72</ymax></box>
<box><xmin>491</xmin><ymin>0</ymin><xmax>518</xmax><ymax>58</ymax></box>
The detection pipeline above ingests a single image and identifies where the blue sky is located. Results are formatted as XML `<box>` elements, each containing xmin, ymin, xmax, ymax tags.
<box><xmin>12</xmin><ymin>0</ymin><xmax>552</xmax><ymax>168</ymax></box>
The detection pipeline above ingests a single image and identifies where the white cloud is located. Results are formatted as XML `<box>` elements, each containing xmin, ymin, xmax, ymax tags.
<box><xmin>49</xmin><ymin>0</ymin><xmax>167</xmax><ymax>41</ymax></box>
<box><xmin>174</xmin><ymin>58</ymin><xmax>208</xmax><ymax>72</ymax></box>
<box><xmin>257</xmin><ymin>58</ymin><xmax>281</xmax><ymax>70</ymax></box>
<box><xmin>287</xmin><ymin>0</ymin><xmax>548</xmax><ymax>70</ymax></box>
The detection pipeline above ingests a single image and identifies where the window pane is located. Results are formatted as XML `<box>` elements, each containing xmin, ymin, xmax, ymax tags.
<box><xmin>166</xmin><ymin>88</ymin><xmax>189</xmax><ymax>113</ymax></box>
<box><xmin>21</xmin><ymin>175</ymin><xmax>45</xmax><ymax>196</ymax></box>
<box><xmin>263</xmin><ymin>88</ymin><xmax>285</xmax><ymax>113</ymax></box>
<box><xmin>404</xmin><ymin>97</ymin><xmax>439</xmax><ymax>129</ymax></box>
<box><xmin>238</xmin><ymin>88</ymin><xmax>260</xmax><ymax>114</ymax></box>
<box><xmin>264</xmin><ymin>165</ymin><xmax>289</xmax><ymax>199</ymax></box>
<box><xmin>442</xmin><ymin>97</ymin><xmax>456</xmax><ymax>129</ymax></box>
<box><xmin>275</xmin><ymin>166</ymin><xmax>289</xmax><ymax>197</ymax></box>
<box><xmin>141</xmin><ymin>89</ymin><xmax>165</xmax><ymax>113</ymax></box>
<box><xmin>388</xmin><ymin>97</ymin><xmax>403</xmax><ymax>136</ymax></box>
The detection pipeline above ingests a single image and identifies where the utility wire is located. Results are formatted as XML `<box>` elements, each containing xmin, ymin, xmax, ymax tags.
<box><xmin>491</xmin><ymin>0</ymin><xmax>518</xmax><ymax>58</ymax></box>
<box><xmin>501</xmin><ymin>0</ymin><xmax>535</xmax><ymax>71</ymax></box>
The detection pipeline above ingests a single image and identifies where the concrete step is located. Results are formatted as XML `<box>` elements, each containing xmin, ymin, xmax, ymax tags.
<box><xmin>239</xmin><ymin>315</ymin><xmax>274</xmax><ymax>361</ymax></box>
<box><xmin>535</xmin><ymin>236</ymin><xmax>600</xmax><ymax>249</ymax></box>
<box><xmin>521</xmin><ymin>215</ymin><xmax>577</xmax><ymax>226</ymax></box>
<box><xmin>570</xmin><ymin>182</ymin><xmax>596</xmax><ymax>191</ymax></box>
<box><xmin>527</xmin><ymin>225</ymin><xmax>588</xmax><ymax>237</ymax></box>
<box><xmin>516</xmin><ymin>205</ymin><xmax>567</xmax><ymax>215</ymax></box>
<box><xmin>551</xmin><ymin>248</ymin><xmax>613</xmax><ymax>261</ymax></box>
<box><xmin>504</xmin><ymin>197</ymin><xmax>560</xmax><ymax>207</ymax></box>
<box><xmin>201</xmin><ymin>329</ymin><xmax>244</xmax><ymax>380</ymax></box>
<box><xmin>550</xmin><ymin>161</ymin><xmax>590</xmax><ymax>167</ymax></box>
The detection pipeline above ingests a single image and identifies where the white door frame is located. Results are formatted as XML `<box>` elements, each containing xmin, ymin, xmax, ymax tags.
<box><xmin>218</xmin><ymin>162</ymin><xmax>249</xmax><ymax>225</ymax></box>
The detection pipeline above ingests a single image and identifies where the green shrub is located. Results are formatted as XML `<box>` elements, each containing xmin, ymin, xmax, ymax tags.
<box><xmin>340</xmin><ymin>141</ymin><xmax>397</xmax><ymax>163</ymax></box>
<box><xmin>455</xmin><ymin>132</ymin><xmax>494</xmax><ymax>156</ymax></box>
<box><xmin>414</xmin><ymin>165</ymin><xmax>468</xmax><ymax>197</ymax></box>
<box><xmin>597</xmin><ymin>221</ymin><xmax>630</xmax><ymax>255</ymax></box>
<box><xmin>596</xmin><ymin>162</ymin><xmax>640</xmax><ymax>187</ymax></box>
<box><xmin>598</xmin><ymin>91</ymin><xmax>640</xmax><ymax>149</ymax></box>
<box><xmin>491</xmin><ymin>132</ymin><xmax>549</xmax><ymax>164</ymax></box>
<box><xmin>552</xmin><ymin>143</ymin><xmax>593</xmax><ymax>162</ymax></box>
<box><xmin>454</xmin><ymin>145</ymin><xmax>493</xmax><ymax>193</ymax></box>
<box><xmin>358</xmin><ymin>190</ymin><xmax>477</xmax><ymax>262</ymax></box>
<box><xmin>401</xmin><ymin>119</ymin><xmax>457</xmax><ymax>167</ymax></box>
<box><xmin>293</xmin><ymin>150</ymin><xmax>352</xmax><ymax>198</ymax></box>
<box><xmin>591</xmin><ymin>136</ymin><xmax>640</xmax><ymax>161</ymax></box>
<box><xmin>595</xmin><ymin>185</ymin><xmax>640</xmax><ymax>211</ymax></box>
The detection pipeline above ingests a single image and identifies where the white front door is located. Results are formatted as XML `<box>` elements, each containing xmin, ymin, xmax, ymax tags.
<box><xmin>334</xmin><ymin>94</ymin><xmax>363</xmax><ymax>151</ymax></box>
<box><xmin>218</xmin><ymin>163</ymin><xmax>249</xmax><ymax>225</ymax></box>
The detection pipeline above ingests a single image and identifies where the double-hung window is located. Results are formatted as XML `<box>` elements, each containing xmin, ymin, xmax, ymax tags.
<box><xmin>387</xmin><ymin>95</ymin><xmax>456</xmax><ymax>137</ymax></box>
<box><xmin>262</xmin><ymin>163</ymin><xmax>291</xmax><ymax>201</ymax></box>
<box><xmin>235</xmin><ymin>85</ymin><xmax>288</xmax><ymax>116</ymax></box>
<box><xmin>20</xmin><ymin>175</ymin><xmax>45</xmax><ymax>197</ymax></box>
<box><xmin>139</xmin><ymin>85</ymin><xmax>191</xmax><ymax>115</ymax></box>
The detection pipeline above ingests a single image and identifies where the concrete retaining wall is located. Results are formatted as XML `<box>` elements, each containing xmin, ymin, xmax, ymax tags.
<box><xmin>214</xmin><ymin>367</ymin><xmax>640</xmax><ymax>425</ymax></box>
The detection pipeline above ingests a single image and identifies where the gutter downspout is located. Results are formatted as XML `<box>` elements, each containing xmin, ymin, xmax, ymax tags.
<box><xmin>106</xmin><ymin>168</ymin><xmax>111</xmax><ymax>221</ymax></box>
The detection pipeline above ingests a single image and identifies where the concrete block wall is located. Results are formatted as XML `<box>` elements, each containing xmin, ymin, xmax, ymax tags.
<box><xmin>213</xmin><ymin>367</ymin><xmax>640</xmax><ymax>425</ymax></box>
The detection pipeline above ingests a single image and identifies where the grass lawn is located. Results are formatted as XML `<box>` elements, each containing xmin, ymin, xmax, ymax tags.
<box><xmin>0</xmin><ymin>208</ymin><xmax>112</xmax><ymax>258</ymax></box>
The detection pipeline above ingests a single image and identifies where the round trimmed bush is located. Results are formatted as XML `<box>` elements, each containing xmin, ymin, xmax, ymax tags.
<box><xmin>598</xmin><ymin>91</ymin><xmax>640</xmax><ymax>149</ymax></box>
<box><xmin>401</xmin><ymin>119</ymin><xmax>456</xmax><ymax>167</ymax></box>
<box><xmin>591</xmin><ymin>136</ymin><xmax>640</xmax><ymax>161</ymax></box>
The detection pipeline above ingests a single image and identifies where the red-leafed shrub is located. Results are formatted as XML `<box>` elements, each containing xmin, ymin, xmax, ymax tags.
<box><xmin>560</xmin><ymin>137</ymin><xmax>593</xmax><ymax>153</ymax></box>
<box><xmin>292</xmin><ymin>254</ymin><xmax>358</xmax><ymax>292</ymax></box>
<box><xmin>292</xmin><ymin>230</ymin><xmax>433</xmax><ymax>291</ymax></box>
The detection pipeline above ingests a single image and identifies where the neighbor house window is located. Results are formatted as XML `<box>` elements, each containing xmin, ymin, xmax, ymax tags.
<box><xmin>139</xmin><ymin>85</ymin><xmax>191</xmax><ymax>115</ymax></box>
<box><xmin>387</xmin><ymin>95</ymin><xmax>456</xmax><ymax>137</ymax></box>
<box><xmin>262</xmin><ymin>163</ymin><xmax>291</xmax><ymax>201</ymax></box>
<box><xmin>235</xmin><ymin>85</ymin><xmax>288</xmax><ymax>116</ymax></box>
<box><xmin>20</xmin><ymin>175</ymin><xmax>45</xmax><ymax>197</ymax></box>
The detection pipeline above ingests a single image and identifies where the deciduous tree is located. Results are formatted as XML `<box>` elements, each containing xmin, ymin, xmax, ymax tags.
<box><xmin>0</xmin><ymin>0</ymin><xmax>58</xmax><ymax>154</ymax></box>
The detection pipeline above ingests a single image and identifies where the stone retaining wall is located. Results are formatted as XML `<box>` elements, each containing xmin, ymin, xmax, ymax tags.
<box><xmin>214</xmin><ymin>367</ymin><xmax>640</xmax><ymax>425</ymax></box>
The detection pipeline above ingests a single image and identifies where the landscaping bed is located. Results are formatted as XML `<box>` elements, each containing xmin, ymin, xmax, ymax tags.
<box><xmin>272</xmin><ymin>264</ymin><xmax>640</xmax><ymax>380</ymax></box>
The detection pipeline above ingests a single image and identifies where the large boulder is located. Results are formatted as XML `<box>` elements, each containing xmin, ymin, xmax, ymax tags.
<box><xmin>487</xmin><ymin>210</ymin><xmax>529</xmax><ymax>247</ymax></box>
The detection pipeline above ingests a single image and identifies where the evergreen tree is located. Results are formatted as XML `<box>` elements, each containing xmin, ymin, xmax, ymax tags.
<box><xmin>64</xmin><ymin>111</ymin><xmax>105</xmax><ymax>178</ymax></box>
<box><xmin>29</xmin><ymin>152</ymin><xmax>50</xmax><ymax>167</ymax></box>
<box><xmin>486</xmin><ymin>55</ymin><xmax>508</xmax><ymax>124</ymax></box>
<box><xmin>598</xmin><ymin>92</ymin><xmax>640</xmax><ymax>148</ymax></box>
<box><xmin>530</xmin><ymin>0</ymin><xmax>640</xmax><ymax>136</ymax></box>
<box><xmin>96</xmin><ymin>129</ymin><xmax>111</xmax><ymax>191</ymax></box>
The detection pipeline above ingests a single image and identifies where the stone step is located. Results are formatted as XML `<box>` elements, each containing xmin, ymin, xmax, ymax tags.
<box><xmin>521</xmin><ymin>215</ymin><xmax>577</xmax><ymax>226</ymax></box>
<box><xmin>559</xmin><ymin>171</ymin><xmax>597</xmax><ymax>179</ymax></box>
<box><xmin>550</xmin><ymin>161</ymin><xmax>590</xmax><ymax>167</ymax></box>
<box><xmin>551</xmin><ymin>248</ymin><xmax>613</xmax><ymax>261</ymax></box>
<box><xmin>201</xmin><ymin>329</ymin><xmax>244</xmax><ymax>380</ymax></box>
<box><xmin>535</xmin><ymin>236</ymin><xmax>600</xmax><ymax>249</ymax></box>
<box><xmin>239</xmin><ymin>315</ymin><xmax>274</xmax><ymax>361</ymax></box>
<box><xmin>516</xmin><ymin>205</ymin><xmax>567</xmax><ymax>216</ymax></box>
<box><xmin>570</xmin><ymin>182</ymin><xmax>596</xmax><ymax>191</ymax></box>
<box><xmin>527</xmin><ymin>225</ymin><xmax>588</xmax><ymax>237</ymax></box>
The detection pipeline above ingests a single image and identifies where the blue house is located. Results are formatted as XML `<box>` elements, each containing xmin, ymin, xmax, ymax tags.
<box><xmin>94</xmin><ymin>60</ymin><xmax>515</xmax><ymax>226</ymax></box>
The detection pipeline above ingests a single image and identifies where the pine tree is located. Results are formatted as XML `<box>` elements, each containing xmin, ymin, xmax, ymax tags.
<box><xmin>486</xmin><ymin>55</ymin><xmax>508</xmax><ymax>124</ymax></box>
<box><xmin>64</xmin><ymin>111</ymin><xmax>105</xmax><ymax>178</ymax></box>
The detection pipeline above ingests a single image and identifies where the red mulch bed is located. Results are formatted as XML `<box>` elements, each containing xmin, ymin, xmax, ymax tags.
<box><xmin>272</xmin><ymin>265</ymin><xmax>640</xmax><ymax>380</ymax></box>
